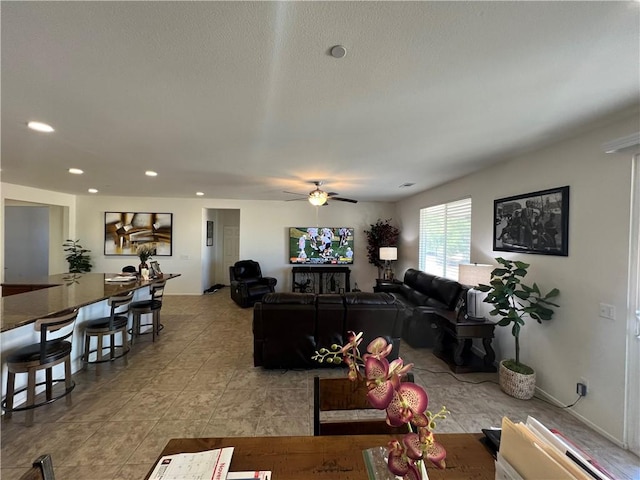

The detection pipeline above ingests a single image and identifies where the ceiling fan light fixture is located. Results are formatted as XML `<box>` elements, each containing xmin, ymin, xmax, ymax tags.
<box><xmin>308</xmin><ymin>189</ymin><xmax>328</xmax><ymax>206</ymax></box>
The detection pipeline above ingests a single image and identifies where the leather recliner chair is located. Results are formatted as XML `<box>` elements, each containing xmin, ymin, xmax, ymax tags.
<box><xmin>229</xmin><ymin>260</ymin><xmax>277</xmax><ymax>308</ymax></box>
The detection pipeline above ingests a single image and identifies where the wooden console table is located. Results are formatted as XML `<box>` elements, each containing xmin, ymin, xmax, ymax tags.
<box><xmin>433</xmin><ymin>309</ymin><xmax>497</xmax><ymax>373</ymax></box>
<box><xmin>145</xmin><ymin>433</ymin><xmax>494</xmax><ymax>480</ymax></box>
<box><xmin>292</xmin><ymin>266</ymin><xmax>350</xmax><ymax>294</ymax></box>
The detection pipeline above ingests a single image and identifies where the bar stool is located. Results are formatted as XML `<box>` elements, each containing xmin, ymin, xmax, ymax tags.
<box><xmin>2</xmin><ymin>308</ymin><xmax>79</xmax><ymax>426</ymax></box>
<box><xmin>82</xmin><ymin>291</ymin><xmax>133</xmax><ymax>370</ymax></box>
<box><xmin>129</xmin><ymin>280</ymin><xmax>166</xmax><ymax>343</ymax></box>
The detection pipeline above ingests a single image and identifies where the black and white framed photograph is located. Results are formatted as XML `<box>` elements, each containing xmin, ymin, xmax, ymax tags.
<box><xmin>206</xmin><ymin>221</ymin><xmax>214</xmax><ymax>246</ymax></box>
<box><xmin>494</xmin><ymin>186</ymin><xmax>569</xmax><ymax>256</ymax></box>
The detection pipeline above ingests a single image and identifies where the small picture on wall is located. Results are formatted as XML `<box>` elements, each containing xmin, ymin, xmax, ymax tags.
<box><xmin>494</xmin><ymin>186</ymin><xmax>569</xmax><ymax>256</ymax></box>
<box><xmin>206</xmin><ymin>221</ymin><xmax>214</xmax><ymax>246</ymax></box>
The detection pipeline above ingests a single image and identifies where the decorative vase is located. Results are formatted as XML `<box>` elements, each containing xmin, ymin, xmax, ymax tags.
<box><xmin>138</xmin><ymin>262</ymin><xmax>148</xmax><ymax>274</ymax></box>
<box><xmin>499</xmin><ymin>360</ymin><xmax>536</xmax><ymax>400</ymax></box>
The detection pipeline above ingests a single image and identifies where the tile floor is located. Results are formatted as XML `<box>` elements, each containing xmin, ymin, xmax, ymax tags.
<box><xmin>1</xmin><ymin>292</ymin><xmax>638</xmax><ymax>479</ymax></box>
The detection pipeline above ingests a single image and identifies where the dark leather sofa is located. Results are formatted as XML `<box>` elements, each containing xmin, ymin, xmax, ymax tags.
<box><xmin>375</xmin><ymin>268</ymin><xmax>464</xmax><ymax>348</ymax></box>
<box><xmin>253</xmin><ymin>292</ymin><xmax>403</xmax><ymax>369</ymax></box>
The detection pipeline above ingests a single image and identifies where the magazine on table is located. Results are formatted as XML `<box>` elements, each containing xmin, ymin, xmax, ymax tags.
<box><xmin>148</xmin><ymin>447</ymin><xmax>234</xmax><ymax>480</ymax></box>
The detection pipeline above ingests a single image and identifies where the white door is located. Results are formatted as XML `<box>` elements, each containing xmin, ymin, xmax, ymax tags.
<box><xmin>628</xmin><ymin>154</ymin><xmax>640</xmax><ymax>456</ymax></box>
<box><xmin>223</xmin><ymin>226</ymin><xmax>240</xmax><ymax>285</ymax></box>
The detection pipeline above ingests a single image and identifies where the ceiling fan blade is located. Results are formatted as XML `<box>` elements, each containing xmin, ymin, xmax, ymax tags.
<box><xmin>326</xmin><ymin>192</ymin><xmax>340</xmax><ymax>197</ymax></box>
<box><xmin>330</xmin><ymin>197</ymin><xmax>358</xmax><ymax>204</ymax></box>
<box><xmin>285</xmin><ymin>198</ymin><xmax>306</xmax><ymax>202</ymax></box>
<box><xmin>283</xmin><ymin>190</ymin><xmax>307</xmax><ymax>196</ymax></box>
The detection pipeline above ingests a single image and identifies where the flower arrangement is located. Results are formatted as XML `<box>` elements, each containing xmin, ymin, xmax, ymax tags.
<box><xmin>313</xmin><ymin>332</ymin><xmax>448</xmax><ymax>479</ymax></box>
<box><xmin>136</xmin><ymin>243</ymin><xmax>155</xmax><ymax>263</ymax></box>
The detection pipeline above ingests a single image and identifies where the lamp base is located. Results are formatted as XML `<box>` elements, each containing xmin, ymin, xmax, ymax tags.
<box><xmin>383</xmin><ymin>263</ymin><xmax>394</xmax><ymax>280</ymax></box>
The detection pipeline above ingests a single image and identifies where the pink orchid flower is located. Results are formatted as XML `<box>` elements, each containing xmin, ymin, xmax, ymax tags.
<box><xmin>365</xmin><ymin>337</ymin><xmax>393</xmax><ymax>359</ymax></box>
<box><xmin>386</xmin><ymin>382</ymin><xmax>429</xmax><ymax>427</ymax></box>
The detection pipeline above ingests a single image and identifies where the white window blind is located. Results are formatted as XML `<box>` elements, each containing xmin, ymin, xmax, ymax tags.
<box><xmin>419</xmin><ymin>198</ymin><xmax>471</xmax><ymax>281</ymax></box>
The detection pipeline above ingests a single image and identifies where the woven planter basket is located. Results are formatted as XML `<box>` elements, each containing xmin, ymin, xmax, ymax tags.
<box><xmin>499</xmin><ymin>360</ymin><xmax>536</xmax><ymax>400</ymax></box>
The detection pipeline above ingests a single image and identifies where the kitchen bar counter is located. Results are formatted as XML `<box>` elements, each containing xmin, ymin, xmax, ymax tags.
<box><xmin>1</xmin><ymin>273</ymin><xmax>180</xmax><ymax>332</ymax></box>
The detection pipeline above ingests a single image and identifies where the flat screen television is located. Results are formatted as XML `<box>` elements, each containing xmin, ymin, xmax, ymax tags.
<box><xmin>289</xmin><ymin>227</ymin><xmax>354</xmax><ymax>264</ymax></box>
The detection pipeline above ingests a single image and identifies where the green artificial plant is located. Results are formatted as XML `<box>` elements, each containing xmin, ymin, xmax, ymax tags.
<box><xmin>477</xmin><ymin>257</ymin><xmax>559</xmax><ymax>375</ymax></box>
<box><xmin>364</xmin><ymin>219</ymin><xmax>400</xmax><ymax>274</ymax></box>
<box><xmin>63</xmin><ymin>239</ymin><xmax>92</xmax><ymax>273</ymax></box>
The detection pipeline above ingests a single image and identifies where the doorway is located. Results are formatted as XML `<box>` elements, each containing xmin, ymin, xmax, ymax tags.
<box><xmin>4</xmin><ymin>205</ymin><xmax>50</xmax><ymax>281</ymax></box>
<box><xmin>202</xmin><ymin>209</ymin><xmax>240</xmax><ymax>292</ymax></box>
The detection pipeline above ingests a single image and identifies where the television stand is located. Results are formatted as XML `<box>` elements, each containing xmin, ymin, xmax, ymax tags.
<box><xmin>291</xmin><ymin>266</ymin><xmax>351</xmax><ymax>294</ymax></box>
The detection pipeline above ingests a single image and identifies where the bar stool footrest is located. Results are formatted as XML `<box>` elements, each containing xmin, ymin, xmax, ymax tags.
<box><xmin>82</xmin><ymin>345</ymin><xmax>130</xmax><ymax>364</ymax></box>
<box><xmin>1</xmin><ymin>379</ymin><xmax>75</xmax><ymax>413</ymax></box>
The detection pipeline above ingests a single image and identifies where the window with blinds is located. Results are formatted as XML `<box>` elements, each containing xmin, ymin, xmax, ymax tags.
<box><xmin>418</xmin><ymin>198</ymin><xmax>471</xmax><ymax>281</ymax></box>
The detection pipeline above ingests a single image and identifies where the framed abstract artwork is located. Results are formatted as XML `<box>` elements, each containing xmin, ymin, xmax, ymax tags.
<box><xmin>104</xmin><ymin>212</ymin><xmax>173</xmax><ymax>256</ymax></box>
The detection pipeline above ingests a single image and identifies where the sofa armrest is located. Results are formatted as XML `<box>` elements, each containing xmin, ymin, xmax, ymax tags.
<box><xmin>260</xmin><ymin>276</ymin><xmax>277</xmax><ymax>288</ymax></box>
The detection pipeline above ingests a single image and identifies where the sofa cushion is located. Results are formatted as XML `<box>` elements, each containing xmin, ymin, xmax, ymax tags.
<box><xmin>261</xmin><ymin>292</ymin><xmax>316</xmax><ymax>304</ymax></box>
<box><xmin>344</xmin><ymin>292</ymin><xmax>395</xmax><ymax>305</ymax></box>
<box><xmin>431</xmin><ymin>276</ymin><xmax>462</xmax><ymax>309</ymax></box>
<box><xmin>425</xmin><ymin>297</ymin><xmax>450</xmax><ymax>310</ymax></box>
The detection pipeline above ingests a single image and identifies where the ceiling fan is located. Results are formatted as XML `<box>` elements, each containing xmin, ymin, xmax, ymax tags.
<box><xmin>283</xmin><ymin>181</ymin><xmax>358</xmax><ymax>206</ymax></box>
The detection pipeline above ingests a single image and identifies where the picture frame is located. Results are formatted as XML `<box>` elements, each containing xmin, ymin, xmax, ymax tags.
<box><xmin>104</xmin><ymin>212</ymin><xmax>173</xmax><ymax>256</ymax></box>
<box><xmin>493</xmin><ymin>186</ymin><xmax>569</xmax><ymax>256</ymax></box>
<box><xmin>149</xmin><ymin>260</ymin><xmax>162</xmax><ymax>278</ymax></box>
<box><xmin>206</xmin><ymin>221</ymin><xmax>214</xmax><ymax>247</ymax></box>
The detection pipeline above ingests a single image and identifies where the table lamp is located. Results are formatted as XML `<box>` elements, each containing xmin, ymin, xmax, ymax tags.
<box><xmin>379</xmin><ymin>247</ymin><xmax>398</xmax><ymax>280</ymax></box>
<box><xmin>458</xmin><ymin>263</ymin><xmax>494</xmax><ymax>320</ymax></box>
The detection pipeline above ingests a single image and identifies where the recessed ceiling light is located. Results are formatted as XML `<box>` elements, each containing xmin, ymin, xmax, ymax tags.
<box><xmin>330</xmin><ymin>45</ymin><xmax>347</xmax><ymax>58</ymax></box>
<box><xmin>196</xmin><ymin>192</ymin><xmax>204</xmax><ymax>196</ymax></box>
<box><xmin>88</xmin><ymin>188</ymin><xmax>98</xmax><ymax>194</ymax></box>
<box><xmin>68</xmin><ymin>168</ymin><xmax>83</xmax><ymax>175</ymax></box>
<box><xmin>27</xmin><ymin>121</ymin><xmax>54</xmax><ymax>133</ymax></box>
<box><xmin>145</xmin><ymin>170</ymin><xmax>158</xmax><ymax>177</ymax></box>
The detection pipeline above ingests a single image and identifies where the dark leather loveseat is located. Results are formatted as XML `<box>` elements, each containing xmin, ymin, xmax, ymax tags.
<box><xmin>375</xmin><ymin>269</ymin><xmax>464</xmax><ymax>348</ymax></box>
<box><xmin>253</xmin><ymin>292</ymin><xmax>403</xmax><ymax>369</ymax></box>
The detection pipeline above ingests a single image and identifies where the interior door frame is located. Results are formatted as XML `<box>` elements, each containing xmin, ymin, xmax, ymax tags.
<box><xmin>626</xmin><ymin>153</ymin><xmax>640</xmax><ymax>456</ymax></box>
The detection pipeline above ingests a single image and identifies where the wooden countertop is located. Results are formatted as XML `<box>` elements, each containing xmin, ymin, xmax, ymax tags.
<box><xmin>1</xmin><ymin>273</ymin><xmax>180</xmax><ymax>332</ymax></box>
<box><xmin>145</xmin><ymin>433</ymin><xmax>494</xmax><ymax>480</ymax></box>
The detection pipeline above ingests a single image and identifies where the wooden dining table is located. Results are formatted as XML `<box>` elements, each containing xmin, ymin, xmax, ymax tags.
<box><xmin>144</xmin><ymin>433</ymin><xmax>495</xmax><ymax>479</ymax></box>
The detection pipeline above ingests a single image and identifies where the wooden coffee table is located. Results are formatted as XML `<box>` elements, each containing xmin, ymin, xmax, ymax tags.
<box><xmin>144</xmin><ymin>433</ymin><xmax>495</xmax><ymax>479</ymax></box>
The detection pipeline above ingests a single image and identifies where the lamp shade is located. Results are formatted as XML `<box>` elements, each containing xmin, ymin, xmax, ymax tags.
<box><xmin>379</xmin><ymin>247</ymin><xmax>398</xmax><ymax>261</ymax></box>
<box><xmin>458</xmin><ymin>263</ymin><xmax>493</xmax><ymax>287</ymax></box>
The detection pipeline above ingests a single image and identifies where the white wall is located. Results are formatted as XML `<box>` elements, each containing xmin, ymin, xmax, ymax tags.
<box><xmin>396</xmin><ymin>111</ymin><xmax>639</xmax><ymax>445</ymax></box>
<box><xmin>74</xmin><ymin>196</ymin><xmax>396</xmax><ymax>295</ymax></box>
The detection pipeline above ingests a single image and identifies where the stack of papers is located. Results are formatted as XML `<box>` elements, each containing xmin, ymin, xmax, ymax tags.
<box><xmin>497</xmin><ymin>416</ymin><xmax>615</xmax><ymax>479</ymax></box>
<box><xmin>148</xmin><ymin>447</ymin><xmax>234</xmax><ymax>480</ymax></box>
<box><xmin>148</xmin><ymin>447</ymin><xmax>272</xmax><ymax>480</ymax></box>
<box><xmin>105</xmin><ymin>276</ymin><xmax>137</xmax><ymax>283</ymax></box>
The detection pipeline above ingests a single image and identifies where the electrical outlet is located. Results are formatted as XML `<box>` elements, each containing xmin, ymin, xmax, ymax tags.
<box><xmin>577</xmin><ymin>378</ymin><xmax>588</xmax><ymax>396</ymax></box>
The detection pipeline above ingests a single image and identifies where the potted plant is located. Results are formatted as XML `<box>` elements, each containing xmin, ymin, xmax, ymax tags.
<box><xmin>364</xmin><ymin>219</ymin><xmax>400</xmax><ymax>278</ymax></box>
<box><xmin>477</xmin><ymin>257</ymin><xmax>559</xmax><ymax>399</ymax></box>
<box><xmin>63</xmin><ymin>239</ymin><xmax>92</xmax><ymax>273</ymax></box>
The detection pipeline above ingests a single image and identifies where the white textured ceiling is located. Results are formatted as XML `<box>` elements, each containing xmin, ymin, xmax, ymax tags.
<box><xmin>2</xmin><ymin>1</ymin><xmax>639</xmax><ymax>202</ymax></box>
